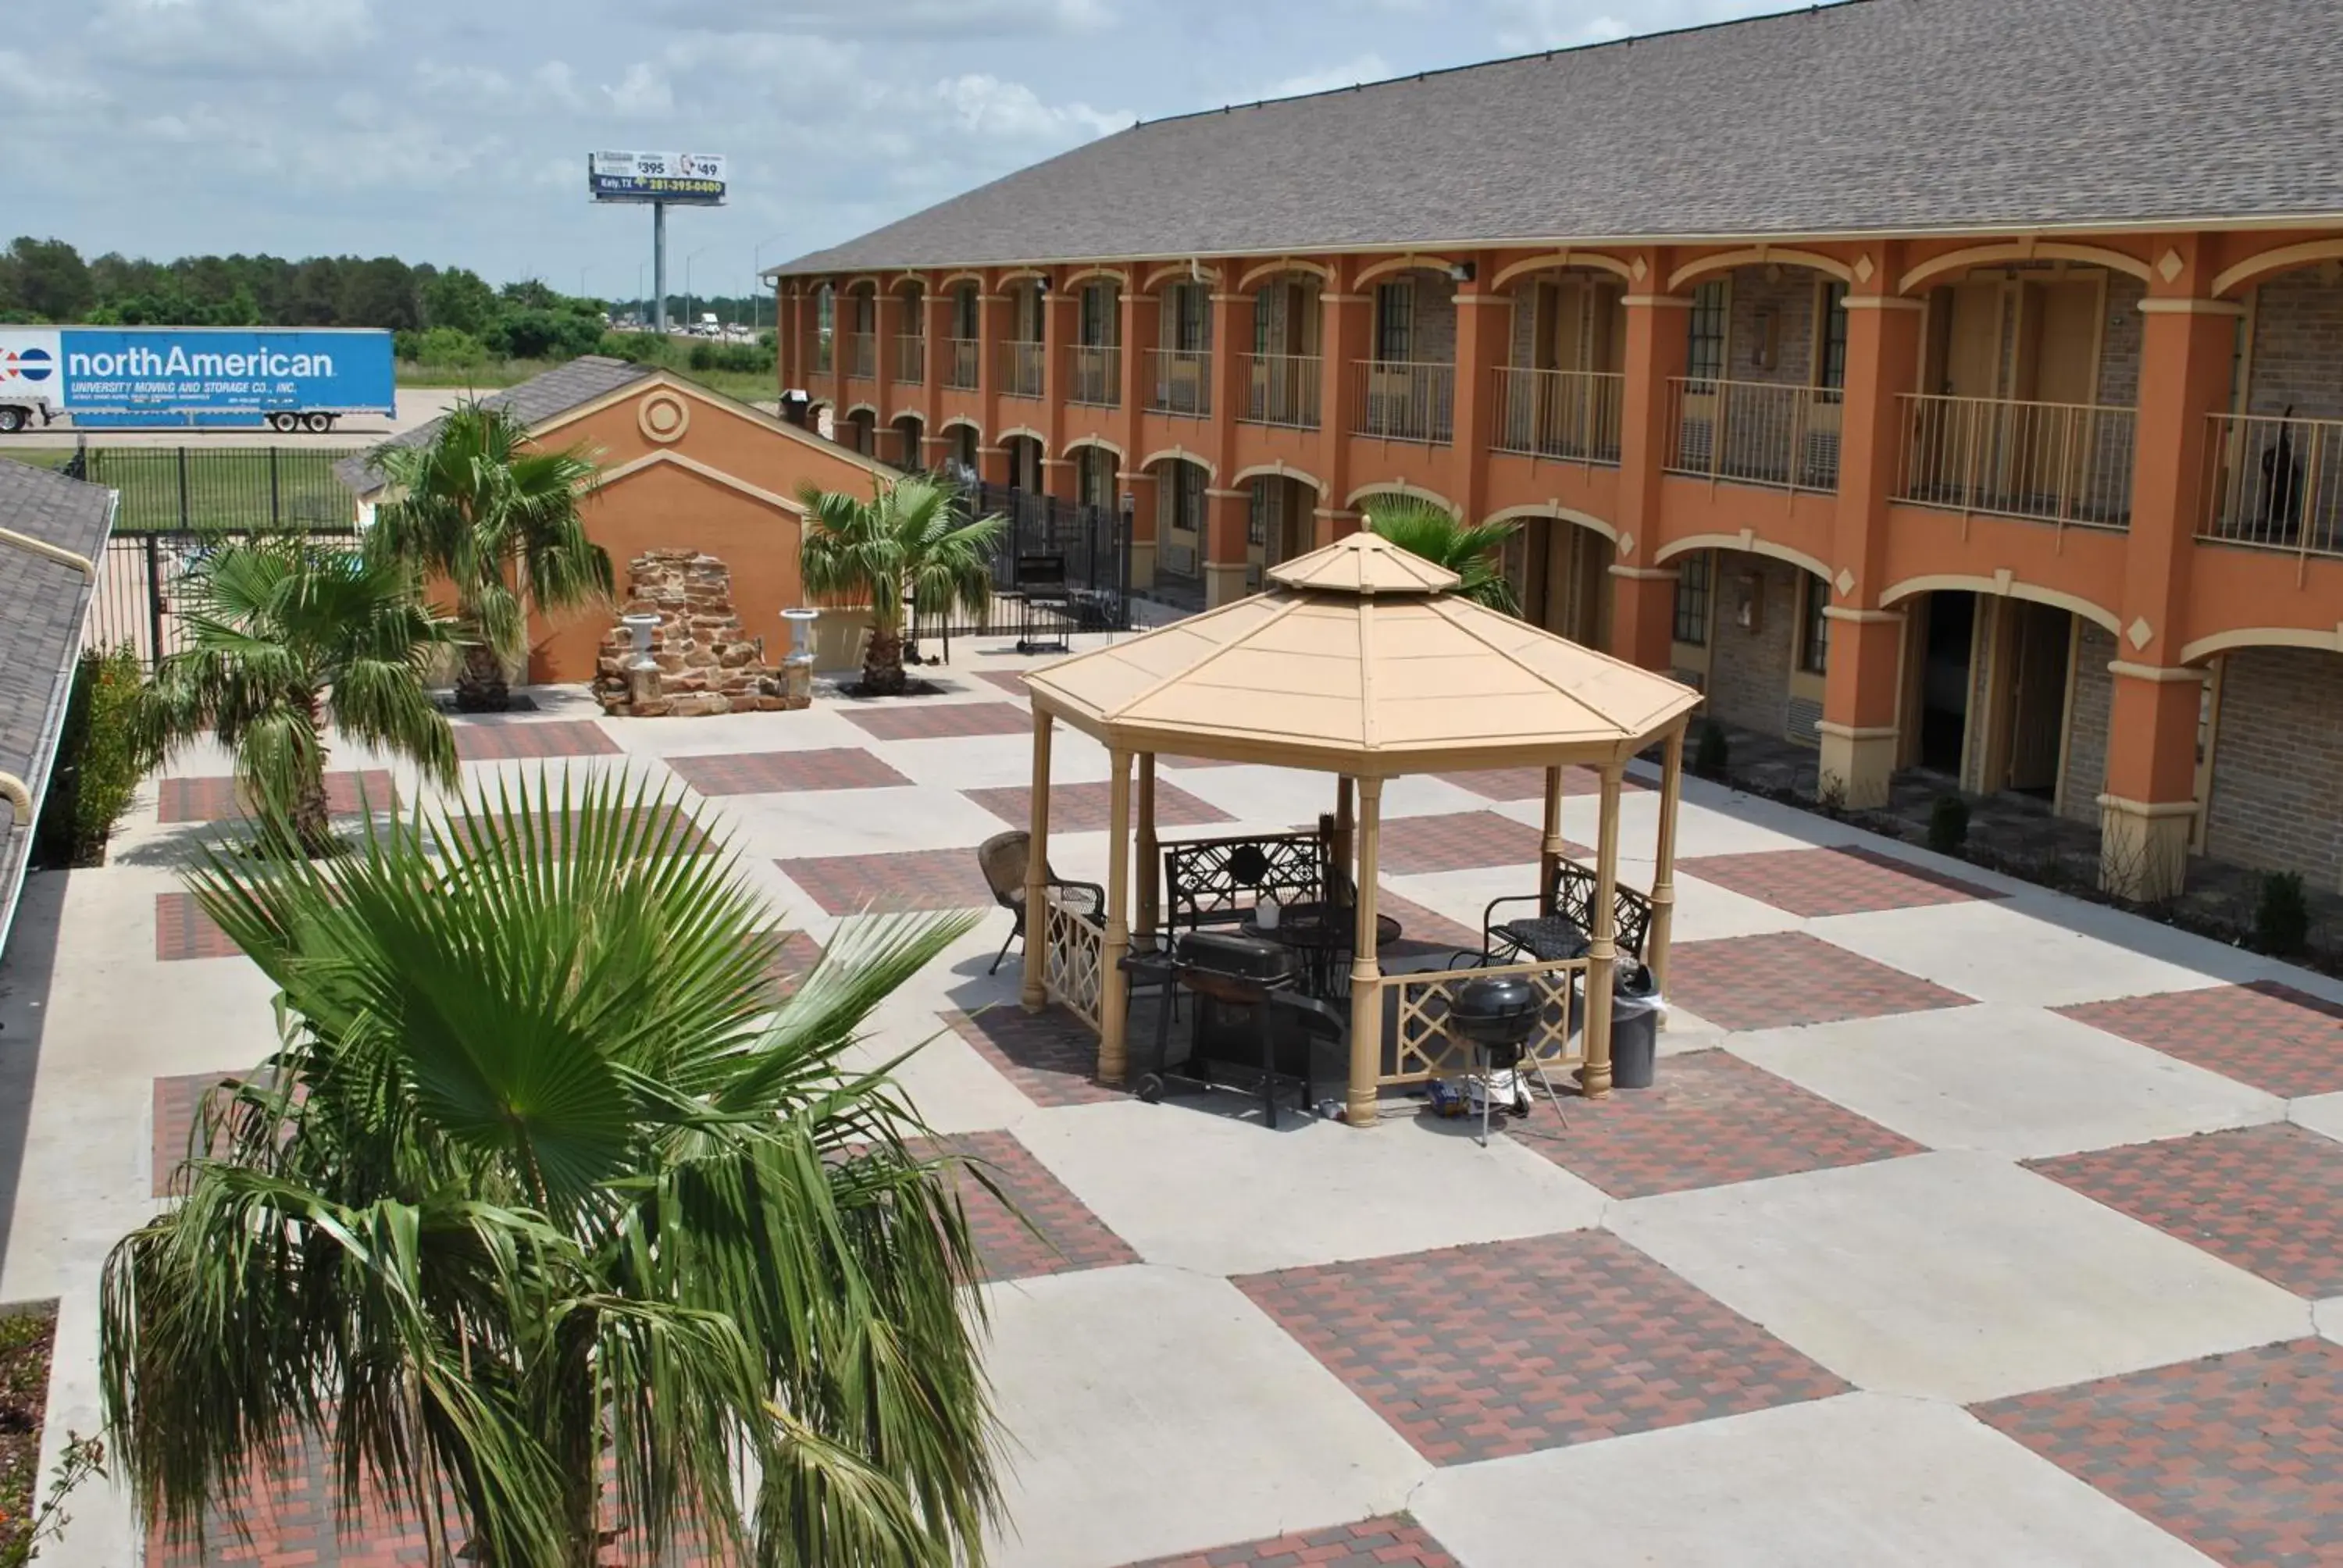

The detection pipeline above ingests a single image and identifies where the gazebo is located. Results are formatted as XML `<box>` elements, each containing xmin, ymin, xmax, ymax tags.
<box><xmin>1018</xmin><ymin>530</ymin><xmax>1703</xmax><ymax>1125</ymax></box>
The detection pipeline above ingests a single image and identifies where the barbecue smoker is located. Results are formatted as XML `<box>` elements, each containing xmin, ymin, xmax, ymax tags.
<box><xmin>1127</xmin><ymin>930</ymin><xmax>1340</xmax><ymax>1128</ymax></box>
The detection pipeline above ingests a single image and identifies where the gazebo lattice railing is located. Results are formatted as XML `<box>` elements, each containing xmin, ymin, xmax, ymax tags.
<box><xmin>1042</xmin><ymin>893</ymin><xmax>1107</xmax><ymax>1028</ymax></box>
<box><xmin>1379</xmin><ymin>955</ymin><xmax>1589</xmax><ymax>1085</ymax></box>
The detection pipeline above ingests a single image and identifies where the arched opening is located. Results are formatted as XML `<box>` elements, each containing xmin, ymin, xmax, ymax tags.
<box><xmin>1667</xmin><ymin>547</ymin><xmax>1831</xmax><ymax>747</ymax></box>
<box><xmin>892</xmin><ymin>413</ymin><xmax>924</xmax><ymax>471</ymax></box>
<box><xmin>1667</xmin><ymin>260</ymin><xmax>1849</xmax><ymax>491</ymax></box>
<box><xmin>1073</xmin><ymin>444</ymin><xmax>1121</xmax><ymax>511</ymax></box>
<box><xmin>1244</xmin><ymin>269</ymin><xmax>1323</xmax><ymax>428</ymax></box>
<box><xmin>841</xmin><ymin>406</ymin><xmax>877</xmax><ymax>456</ymax></box>
<box><xmin>1243</xmin><ymin>472</ymin><xmax>1319</xmax><ymax>589</ymax></box>
<box><xmin>892</xmin><ymin>280</ymin><xmax>926</xmax><ymax>385</ymax></box>
<box><xmin>1148</xmin><ymin>456</ymin><xmax>1210</xmax><ymax>601</ymax></box>
<box><xmin>1494</xmin><ymin>265</ymin><xmax>1625</xmax><ymax>460</ymax></box>
<box><xmin>1001</xmin><ymin>433</ymin><xmax>1046</xmax><ymax>494</ymax></box>
<box><xmin>2206</xmin><ymin>262</ymin><xmax>2343</xmax><ymax>550</ymax></box>
<box><xmin>1885</xmin><ymin>586</ymin><xmax>2106</xmax><ymax>814</ymax></box>
<box><xmin>843</xmin><ymin>283</ymin><xmax>879</xmax><ymax>380</ymax></box>
<box><xmin>1501</xmin><ymin>513</ymin><xmax>1613</xmax><ymax>646</ymax></box>
<box><xmin>2198</xmin><ymin>643</ymin><xmax>2338</xmax><ymax>885</ymax></box>
<box><xmin>1357</xmin><ymin>264</ymin><xmax>1458</xmax><ymax>444</ymax></box>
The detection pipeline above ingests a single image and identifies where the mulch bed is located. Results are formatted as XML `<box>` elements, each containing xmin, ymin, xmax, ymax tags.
<box><xmin>0</xmin><ymin>1302</ymin><xmax>57</xmax><ymax>1561</ymax></box>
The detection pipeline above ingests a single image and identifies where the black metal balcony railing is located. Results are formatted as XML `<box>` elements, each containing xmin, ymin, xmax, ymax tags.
<box><xmin>1667</xmin><ymin>378</ymin><xmax>1843</xmax><ymax>494</ymax></box>
<box><xmin>1241</xmin><ymin>353</ymin><xmax>1321</xmax><ymax>429</ymax></box>
<box><xmin>2200</xmin><ymin>412</ymin><xmax>2343</xmax><ymax>558</ymax></box>
<box><xmin>1492</xmin><ymin>367</ymin><xmax>1624</xmax><ymax>464</ymax></box>
<box><xmin>1895</xmin><ymin>393</ymin><xmax>2134</xmax><ymax>531</ymax></box>
<box><xmin>894</xmin><ymin>335</ymin><xmax>925</xmax><ymax>385</ymax></box>
<box><xmin>1002</xmin><ymin>340</ymin><xmax>1045</xmax><ymax>399</ymax></box>
<box><xmin>1147</xmin><ymin>348</ymin><xmax>1211</xmax><ymax>418</ymax></box>
<box><xmin>1354</xmin><ymin>360</ymin><xmax>1455</xmax><ymax>444</ymax></box>
<box><xmin>846</xmin><ymin>332</ymin><xmax>876</xmax><ymax>381</ymax></box>
<box><xmin>943</xmin><ymin>337</ymin><xmax>979</xmax><ymax>390</ymax></box>
<box><xmin>1070</xmin><ymin>344</ymin><xmax>1121</xmax><ymax>407</ymax></box>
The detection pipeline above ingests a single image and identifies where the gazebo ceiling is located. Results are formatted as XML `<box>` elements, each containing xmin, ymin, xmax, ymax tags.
<box><xmin>1025</xmin><ymin>532</ymin><xmax>1701</xmax><ymax>774</ymax></box>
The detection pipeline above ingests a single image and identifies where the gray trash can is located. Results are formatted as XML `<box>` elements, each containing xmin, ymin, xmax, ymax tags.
<box><xmin>1610</xmin><ymin>962</ymin><xmax>1661</xmax><ymax>1089</ymax></box>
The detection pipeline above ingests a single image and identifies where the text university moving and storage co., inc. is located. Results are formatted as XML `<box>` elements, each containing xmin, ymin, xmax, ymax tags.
<box><xmin>0</xmin><ymin>326</ymin><xmax>394</xmax><ymax>433</ymax></box>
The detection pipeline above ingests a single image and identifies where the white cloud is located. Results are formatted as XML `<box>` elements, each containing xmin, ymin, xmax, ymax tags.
<box><xmin>94</xmin><ymin>0</ymin><xmax>377</xmax><ymax>72</ymax></box>
<box><xmin>0</xmin><ymin>50</ymin><xmax>109</xmax><ymax>114</ymax></box>
<box><xmin>602</xmin><ymin>62</ymin><xmax>676</xmax><ymax>118</ymax></box>
<box><xmin>653</xmin><ymin>0</ymin><xmax>1112</xmax><ymax>38</ymax></box>
<box><xmin>933</xmin><ymin>73</ymin><xmax>1129</xmax><ymax>142</ymax></box>
<box><xmin>1254</xmin><ymin>53</ymin><xmax>1392</xmax><ymax>100</ymax></box>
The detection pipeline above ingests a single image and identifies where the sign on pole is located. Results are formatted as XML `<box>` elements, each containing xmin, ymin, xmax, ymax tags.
<box><xmin>589</xmin><ymin>151</ymin><xmax>728</xmax><ymax>205</ymax></box>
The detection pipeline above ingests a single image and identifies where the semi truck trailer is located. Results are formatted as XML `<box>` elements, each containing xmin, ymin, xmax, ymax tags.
<box><xmin>0</xmin><ymin>326</ymin><xmax>395</xmax><ymax>433</ymax></box>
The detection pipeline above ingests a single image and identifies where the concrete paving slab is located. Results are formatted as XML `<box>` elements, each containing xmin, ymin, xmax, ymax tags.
<box><xmin>978</xmin><ymin>1265</ymin><xmax>1425</xmax><ymax>1568</ymax></box>
<box><xmin>881</xmin><ymin>729</ymin><xmax>1109</xmax><ymax>791</ymax></box>
<box><xmin>601</xmin><ymin>706</ymin><xmax>878</xmax><ymax>757</ymax></box>
<box><xmin>1410</xmin><ymin>1392</ymin><xmax>2216</xmax><ymax>1567</ymax></box>
<box><xmin>2317</xmin><ymin>1298</ymin><xmax>2343</xmax><ymax>1344</ymax></box>
<box><xmin>2291</xmin><ymin>1090</ymin><xmax>2343</xmax><ymax>1146</ymax></box>
<box><xmin>1610</xmin><ymin>1150</ymin><xmax>2310</xmax><ymax>1402</ymax></box>
<box><xmin>1015</xmin><ymin>1099</ymin><xmax>1607</xmax><ymax>1275</ymax></box>
<box><xmin>1732</xmin><ymin>1003</ymin><xmax>2284</xmax><ymax>1160</ymax></box>
<box><xmin>1807</xmin><ymin>899</ymin><xmax>2244</xmax><ymax>1009</ymax></box>
<box><xmin>719</xmin><ymin>783</ymin><xmax>1009</xmax><ymax>857</ymax></box>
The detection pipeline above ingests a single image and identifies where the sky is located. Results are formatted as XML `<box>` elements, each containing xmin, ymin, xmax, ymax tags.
<box><xmin>11</xmin><ymin>0</ymin><xmax>1803</xmax><ymax>302</ymax></box>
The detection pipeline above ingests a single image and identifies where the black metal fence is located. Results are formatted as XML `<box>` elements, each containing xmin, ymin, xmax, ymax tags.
<box><xmin>908</xmin><ymin>481</ymin><xmax>1132</xmax><ymax>650</ymax></box>
<box><xmin>61</xmin><ymin>440</ymin><xmax>366</xmax><ymax>533</ymax></box>
<box><xmin>91</xmin><ymin>526</ymin><xmax>360</xmax><ymax>668</ymax></box>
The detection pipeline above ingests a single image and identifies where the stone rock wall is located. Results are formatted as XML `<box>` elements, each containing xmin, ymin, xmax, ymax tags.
<box><xmin>593</xmin><ymin>550</ymin><xmax>801</xmax><ymax>717</ymax></box>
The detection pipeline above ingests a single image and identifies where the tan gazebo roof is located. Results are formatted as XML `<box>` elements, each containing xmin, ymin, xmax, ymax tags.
<box><xmin>1026</xmin><ymin>531</ymin><xmax>1701</xmax><ymax>774</ymax></box>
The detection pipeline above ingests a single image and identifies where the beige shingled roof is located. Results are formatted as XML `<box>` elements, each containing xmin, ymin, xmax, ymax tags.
<box><xmin>1026</xmin><ymin>532</ymin><xmax>1699</xmax><ymax>774</ymax></box>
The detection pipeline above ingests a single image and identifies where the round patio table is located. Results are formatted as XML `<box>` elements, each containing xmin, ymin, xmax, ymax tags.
<box><xmin>1244</xmin><ymin>901</ymin><xmax>1403</xmax><ymax>1000</ymax></box>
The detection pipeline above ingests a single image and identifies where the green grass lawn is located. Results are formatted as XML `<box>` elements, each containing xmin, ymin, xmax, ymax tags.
<box><xmin>40</xmin><ymin>447</ymin><xmax>366</xmax><ymax>531</ymax></box>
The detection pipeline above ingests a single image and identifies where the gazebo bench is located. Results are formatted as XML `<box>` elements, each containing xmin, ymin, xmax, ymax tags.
<box><xmin>1482</xmin><ymin>861</ymin><xmax>1654</xmax><ymax>966</ymax></box>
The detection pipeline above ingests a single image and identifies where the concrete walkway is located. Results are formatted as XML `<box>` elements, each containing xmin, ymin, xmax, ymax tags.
<box><xmin>7</xmin><ymin>643</ymin><xmax>2341</xmax><ymax>1566</ymax></box>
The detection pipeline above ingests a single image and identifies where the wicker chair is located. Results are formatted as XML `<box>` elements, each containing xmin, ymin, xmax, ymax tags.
<box><xmin>978</xmin><ymin>830</ymin><xmax>1107</xmax><ymax>975</ymax></box>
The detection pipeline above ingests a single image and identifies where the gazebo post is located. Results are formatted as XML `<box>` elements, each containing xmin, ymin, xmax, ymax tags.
<box><xmin>1021</xmin><ymin>708</ymin><xmax>1054</xmax><ymax>1013</ymax></box>
<box><xmin>1100</xmin><ymin>747</ymin><xmax>1134</xmax><ymax>1084</ymax></box>
<box><xmin>1345</xmin><ymin>776</ymin><xmax>1385</xmax><ymax>1127</ymax></box>
<box><xmin>1332</xmin><ymin>777</ymin><xmax>1354</xmax><ymax>892</ymax></box>
<box><xmin>1136</xmin><ymin>753</ymin><xmax>1160</xmax><ymax>940</ymax></box>
<box><xmin>1582</xmin><ymin>761</ymin><xmax>1624</xmax><ymax>1098</ymax></box>
<box><xmin>1539</xmin><ymin>764</ymin><xmax>1565</xmax><ymax>917</ymax></box>
<box><xmin>1648</xmin><ymin>725</ymin><xmax>1685</xmax><ymax>1011</ymax></box>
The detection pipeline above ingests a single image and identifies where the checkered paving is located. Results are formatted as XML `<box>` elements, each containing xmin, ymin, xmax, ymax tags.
<box><xmin>1237</xmin><ymin>1229</ymin><xmax>1847</xmax><ymax>1465</ymax></box>
<box><xmin>933</xmin><ymin>1128</ymin><xmax>1137</xmax><ymax>1282</ymax></box>
<box><xmin>943</xmin><ymin>1006</ymin><xmax>1121</xmax><ymax>1107</ymax></box>
<box><xmin>1678</xmin><ymin>844</ymin><xmax>2006</xmax><ymax>917</ymax></box>
<box><xmin>776</xmin><ymin>847</ymin><xmax>996</xmax><ymax>914</ymax></box>
<box><xmin>1506</xmin><ymin>1048</ymin><xmax>1923</xmax><ymax>1198</ymax></box>
<box><xmin>156</xmin><ymin>769</ymin><xmax>398</xmax><ymax>824</ymax></box>
<box><xmin>448</xmin><ymin>718</ymin><xmax>619</xmax><ymax>762</ymax></box>
<box><xmin>975</xmin><ymin>670</ymin><xmax>1032</xmax><ymax>696</ymax></box>
<box><xmin>2057</xmin><ymin>981</ymin><xmax>2343</xmax><ymax>1099</ymax></box>
<box><xmin>2027</xmin><ymin>1123</ymin><xmax>2343</xmax><ymax>1298</ymax></box>
<box><xmin>1438</xmin><ymin>765</ymin><xmax>1646</xmax><ymax>801</ymax></box>
<box><xmin>963</xmin><ymin>779</ymin><xmax>1232</xmax><ymax>834</ymax></box>
<box><xmin>747</xmin><ymin>927</ymin><xmax>817</xmax><ymax>1000</ymax></box>
<box><xmin>1664</xmin><ymin>930</ymin><xmax>1971</xmax><ymax>1032</ymax></box>
<box><xmin>839</xmin><ymin>700</ymin><xmax>1032</xmax><ymax>742</ymax></box>
<box><xmin>665</xmin><ymin>747</ymin><xmax>911</xmax><ymax>796</ymax></box>
<box><xmin>440</xmin><ymin>801</ymin><xmax>715</xmax><ymax>855</ymax></box>
<box><xmin>1974</xmin><ymin>1338</ymin><xmax>2343</xmax><ymax>1568</ymax></box>
<box><xmin>152</xmin><ymin>1068</ymin><xmax>273</xmax><ymax>1196</ymax></box>
<box><xmin>1116</xmin><ymin>1516</ymin><xmax>1459</xmax><ymax>1568</ymax></box>
<box><xmin>154</xmin><ymin>891</ymin><xmax>241</xmax><ymax>961</ymax></box>
<box><xmin>1375</xmin><ymin>811</ymin><xmax>1561</xmax><ymax>875</ymax></box>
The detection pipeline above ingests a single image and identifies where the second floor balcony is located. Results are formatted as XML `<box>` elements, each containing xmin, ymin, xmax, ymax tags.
<box><xmin>1895</xmin><ymin>393</ymin><xmax>2135</xmax><ymax>531</ymax></box>
<box><xmin>1148</xmin><ymin>348</ymin><xmax>1211</xmax><ymax>418</ymax></box>
<box><xmin>1354</xmin><ymin>359</ymin><xmax>1455</xmax><ymax>445</ymax></box>
<box><xmin>1667</xmin><ymin>378</ymin><xmax>1842</xmax><ymax>494</ymax></box>
<box><xmin>2202</xmin><ymin>411</ymin><xmax>2343</xmax><ymax>560</ymax></box>
<box><xmin>1002</xmin><ymin>340</ymin><xmax>1045</xmax><ymax>399</ymax></box>
<box><xmin>1241</xmin><ymin>353</ymin><xmax>1321</xmax><ymax>429</ymax></box>
<box><xmin>846</xmin><ymin>332</ymin><xmax>877</xmax><ymax>381</ymax></box>
<box><xmin>1492</xmin><ymin>367</ymin><xmax>1624</xmax><ymax>465</ymax></box>
<box><xmin>1070</xmin><ymin>344</ymin><xmax>1121</xmax><ymax>407</ymax></box>
<box><xmin>943</xmin><ymin>337</ymin><xmax>979</xmax><ymax>391</ymax></box>
<box><xmin>895</xmin><ymin>334</ymin><xmax>925</xmax><ymax>385</ymax></box>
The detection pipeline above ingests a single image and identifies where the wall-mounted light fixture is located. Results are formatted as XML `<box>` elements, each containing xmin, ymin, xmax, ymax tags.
<box><xmin>1448</xmin><ymin>260</ymin><xmax>1478</xmax><ymax>283</ymax></box>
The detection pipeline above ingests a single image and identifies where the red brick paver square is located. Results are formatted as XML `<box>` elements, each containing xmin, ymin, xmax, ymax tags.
<box><xmin>152</xmin><ymin>1068</ymin><xmax>273</xmax><ymax>1196</ymax></box>
<box><xmin>665</xmin><ymin>747</ymin><xmax>911</xmax><ymax>795</ymax></box>
<box><xmin>1116</xmin><ymin>1515</ymin><xmax>1460</xmax><ymax>1568</ymax></box>
<box><xmin>1678</xmin><ymin>843</ymin><xmax>2007</xmax><ymax>917</ymax></box>
<box><xmin>975</xmin><ymin>669</ymin><xmax>1033</xmax><ymax>697</ymax></box>
<box><xmin>1974</xmin><ymin>1338</ymin><xmax>2343</xmax><ymax>1568</ymax></box>
<box><xmin>1438</xmin><ymin>765</ymin><xmax>1647</xmax><ymax>801</ymax></box>
<box><xmin>1505</xmin><ymin>1048</ymin><xmax>1924</xmax><ymax>1198</ymax></box>
<box><xmin>943</xmin><ymin>1006</ymin><xmax>1121</xmax><ymax>1107</ymax></box>
<box><xmin>964</xmin><ymin>779</ymin><xmax>1232</xmax><ymax>834</ymax></box>
<box><xmin>1664</xmin><ymin>930</ymin><xmax>1970</xmax><ymax>1032</ymax></box>
<box><xmin>1237</xmin><ymin>1229</ymin><xmax>1848</xmax><ymax>1465</ymax></box>
<box><xmin>440</xmin><ymin>801</ymin><xmax>714</xmax><ymax>855</ymax></box>
<box><xmin>840</xmin><ymin>700</ymin><xmax>1032</xmax><ymax>742</ymax></box>
<box><xmin>449</xmin><ymin>718</ymin><xmax>619</xmax><ymax>762</ymax></box>
<box><xmin>154</xmin><ymin>891</ymin><xmax>241</xmax><ymax>961</ymax></box>
<box><xmin>2056</xmin><ymin>982</ymin><xmax>2343</xmax><ymax>1099</ymax></box>
<box><xmin>776</xmin><ymin>847</ymin><xmax>996</xmax><ymax>914</ymax></box>
<box><xmin>2027</xmin><ymin>1123</ymin><xmax>2343</xmax><ymax>1298</ymax></box>
<box><xmin>932</xmin><ymin>1128</ymin><xmax>1136</xmax><ymax>1282</ymax></box>
<box><xmin>156</xmin><ymin>769</ymin><xmax>398</xmax><ymax>824</ymax></box>
<box><xmin>1375</xmin><ymin>811</ymin><xmax>1560</xmax><ymax>875</ymax></box>
<box><xmin>747</xmin><ymin>927</ymin><xmax>818</xmax><ymax>1000</ymax></box>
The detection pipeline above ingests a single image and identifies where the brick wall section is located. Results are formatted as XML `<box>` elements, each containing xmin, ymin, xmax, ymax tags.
<box><xmin>2205</xmin><ymin>645</ymin><xmax>2343</xmax><ymax>886</ymax></box>
<box><xmin>2098</xmin><ymin>273</ymin><xmax>2147</xmax><ymax>407</ymax></box>
<box><xmin>2248</xmin><ymin>268</ymin><xmax>2343</xmax><ymax>422</ymax></box>
<box><xmin>2060</xmin><ymin>619</ymin><xmax>2116</xmax><ymax>824</ymax></box>
<box><xmin>1704</xmin><ymin>550</ymin><xmax>1799</xmax><ymax>737</ymax></box>
<box><xmin>1728</xmin><ymin>265</ymin><xmax>1817</xmax><ymax>386</ymax></box>
<box><xmin>1389</xmin><ymin>270</ymin><xmax>1457</xmax><ymax>365</ymax></box>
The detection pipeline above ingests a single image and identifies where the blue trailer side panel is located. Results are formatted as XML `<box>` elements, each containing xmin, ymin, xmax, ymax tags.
<box><xmin>55</xmin><ymin>329</ymin><xmax>395</xmax><ymax>419</ymax></box>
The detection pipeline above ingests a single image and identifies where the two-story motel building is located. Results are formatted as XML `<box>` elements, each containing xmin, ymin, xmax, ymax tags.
<box><xmin>766</xmin><ymin>0</ymin><xmax>2343</xmax><ymax>903</ymax></box>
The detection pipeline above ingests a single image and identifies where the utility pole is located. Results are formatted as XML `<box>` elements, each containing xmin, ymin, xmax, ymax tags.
<box><xmin>652</xmin><ymin>202</ymin><xmax>669</xmax><ymax>335</ymax></box>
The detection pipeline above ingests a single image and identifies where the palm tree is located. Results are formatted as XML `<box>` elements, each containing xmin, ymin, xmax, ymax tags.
<box><xmin>137</xmin><ymin>538</ymin><xmax>459</xmax><ymax>857</ymax></box>
<box><xmin>799</xmin><ymin>476</ymin><xmax>1004</xmax><ymax>695</ymax></box>
<box><xmin>102</xmin><ymin>772</ymin><xmax>1004</xmax><ymax>1568</ymax></box>
<box><xmin>1367</xmin><ymin>497</ymin><xmax>1521</xmax><ymax>615</ymax></box>
<box><xmin>370</xmin><ymin>402</ymin><xmax>613</xmax><ymax>713</ymax></box>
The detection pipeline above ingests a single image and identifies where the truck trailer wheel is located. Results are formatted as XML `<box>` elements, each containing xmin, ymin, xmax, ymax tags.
<box><xmin>301</xmin><ymin>412</ymin><xmax>335</xmax><ymax>434</ymax></box>
<box><xmin>268</xmin><ymin>412</ymin><xmax>298</xmax><ymax>433</ymax></box>
<box><xmin>0</xmin><ymin>408</ymin><xmax>26</xmax><ymax>435</ymax></box>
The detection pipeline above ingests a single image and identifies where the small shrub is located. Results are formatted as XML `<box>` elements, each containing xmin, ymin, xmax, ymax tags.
<box><xmin>409</xmin><ymin>325</ymin><xmax>486</xmax><ymax>369</ymax></box>
<box><xmin>2256</xmin><ymin>871</ymin><xmax>2311</xmax><ymax>957</ymax></box>
<box><xmin>31</xmin><ymin>645</ymin><xmax>148</xmax><ymax>870</ymax></box>
<box><xmin>1692</xmin><ymin>719</ymin><xmax>1728</xmax><ymax>779</ymax></box>
<box><xmin>1926</xmin><ymin>793</ymin><xmax>1970</xmax><ymax>857</ymax></box>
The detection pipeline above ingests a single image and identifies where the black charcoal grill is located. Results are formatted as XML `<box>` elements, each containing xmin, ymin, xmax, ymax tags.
<box><xmin>1129</xmin><ymin>930</ymin><xmax>1322</xmax><ymax>1127</ymax></box>
<box><xmin>1448</xmin><ymin>975</ymin><xmax>1563</xmax><ymax>1143</ymax></box>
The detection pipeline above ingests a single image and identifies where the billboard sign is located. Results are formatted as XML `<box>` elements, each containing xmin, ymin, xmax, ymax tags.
<box><xmin>0</xmin><ymin>327</ymin><xmax>396</xmax><ymax>416</ymax></box>
<box><xmin>590</xmin><ymin>150</ymin><xmax>727</xmax><ymax>205</ymax></box>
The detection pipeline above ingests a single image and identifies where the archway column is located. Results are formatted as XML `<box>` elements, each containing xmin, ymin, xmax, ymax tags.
<box><xmin>1607</xmin><ymin>566</ymin><xmax>1678</xmax><ymax>672</ymax></box>
<box><xmin>1203</xmin><ymin>486</ymin><xmax>1252</xmax><ymax>606</ymax></box>
<box><xmin>1318</xmin><ymin>278</ymin><xmax>1369</xmax><ymax>538</ymax></box>
<box><xmin>1610</xmin><ymin>276</ymin><xmax>1689</xmax><ymax>671</ymax></box>
<box><xmin>1450</xmin><ymin>265</ymin><xmax>1504</xmax><ymax>523</ymax></box>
